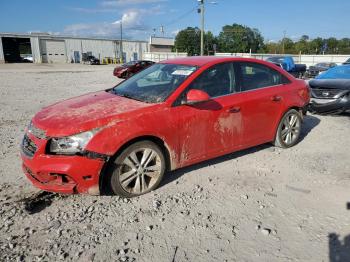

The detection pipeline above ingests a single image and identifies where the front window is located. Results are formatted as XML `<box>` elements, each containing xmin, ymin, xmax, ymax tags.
<box><xmin>186</xmin><ymin>62</ymin><xmax>237</xmax><ymax>97</ymax></box>
<box><xmin>111</xmin><ymin>63</ymin><xmax>197</xmax><ymax>103</ymax></box>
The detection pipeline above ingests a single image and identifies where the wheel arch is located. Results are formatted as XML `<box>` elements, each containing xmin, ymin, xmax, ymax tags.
<box><xmin>273</xmin><ymin>106</ymin><xmax>303</xmax><ymax>141</ymax></box>
<box><xmin>99</xmin><ymin>135</ymin><xmax>173</xmax><ymax>194</ymax></box>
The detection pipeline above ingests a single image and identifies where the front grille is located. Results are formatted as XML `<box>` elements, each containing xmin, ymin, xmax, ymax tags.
<box><xmin>311</xmin><ymin>88</ymin><xmax>344</xmax><ymax>99</ymax></box>
<box><xmin>21</xmin><ymin>134</ymin><xmax>37</xmax><ymax>157</ymax></box>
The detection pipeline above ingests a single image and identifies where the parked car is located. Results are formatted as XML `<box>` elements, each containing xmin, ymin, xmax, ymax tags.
<box><xmin>113</xmin><ymin>60</ymin><xmax>155</xmax><ymax>79</ymax></box>
<box><xmin>22</xmin><ymin>55</ymin><xmax>33</xmax><ymax>63</ymax></box>
<box><xmin>83</xmin><ymin>55</ymin><xmax>100</xmax><ymax>65</ymax></box>
<box><xmin>21</xmin><ymin>57</ymin><xmax>310</xmax><ymax>197</ymax></box>
<box><xmin>343</xmin><ymin>58</ymin><xmax>350</xmax><ymax>65</ymax></box>
<box><xmin>308</xmin><ymin>65</ymin><xmax>350</xmax><ymax>114</ymax></box>
<box><xmin>306</xmin><ymin>62</ymin><xmax>337</xmax><ymax>78</ymax></box>
<box><xmin>266</xmin><ymin>56</ymin><xmax>307</xmax><ymax>79</ymax></box>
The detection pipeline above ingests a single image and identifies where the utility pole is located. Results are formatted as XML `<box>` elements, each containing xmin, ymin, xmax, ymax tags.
<box><xmin>120</xmin><ymin>20</ymin><xmax>123</xmax><ymax>63</ymax></box>
<box><xmin>199</xmin><ymin>0</ymin><xmax>205</xmax><ymax>56</ymax></box>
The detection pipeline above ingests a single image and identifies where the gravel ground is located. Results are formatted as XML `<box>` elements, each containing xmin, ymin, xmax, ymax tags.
<box><xmin>0</xmin><ymin>63</ymin><xmax>349</xmax><ymax>262</ymax></box>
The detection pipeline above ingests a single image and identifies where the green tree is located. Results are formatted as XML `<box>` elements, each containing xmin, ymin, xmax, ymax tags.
<box><xmin>217</xmin><ymin>24</ymin><xmax>264</xmax><ymax>53</ymax></box>
<box><xmin>326</xmin><ymin>37</ymin><xmax>338</xmax><ymax>54</ymax></box>
<box><xmin>174</xmin><ymin>27</ymin><xmax>201</xmax><ymax>56</ymax></box>
<box><xmin>294</xmin><ymin>35</ymin><xmax>310</xmax><ymax>54</ymax></box>
<box><xmin>265</xmin><ymin>42</ymin><xmax>281</xmax><ymax>54</ymax></box>
<box><xmin>338</xmin><ymin>38</ymin><xmax>350</xmax><ymax>54</ymax></box>
<box><xmin>174</xmin><ymin>25</ymin><xmax>350</xmax><ymax>55</ymax></box>
<box><xmin>204</xmin><ymin>31</ymin><xmax>217</xmax><ymax>55</ymax></box>
<box><xmin>281</xmin><ymin>37</ymin><xmax>295</xmax><ymax>54</ymax></box>
<box><xmin>309</xmin><ymin>37</ymin><xmax>323</xmax><ymax>54</ymax></box>
<box><xmin>174</xmin><ymin>27</ymin><xmax>217</xmax><ymax>55</ymax></box>
<box><xmin>300</xmin><ymin>35</ymin><xmax>310</xmax><ymax>41</ymax></box>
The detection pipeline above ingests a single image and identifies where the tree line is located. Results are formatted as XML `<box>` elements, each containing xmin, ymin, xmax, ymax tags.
<box><xmin>174</xmin><ymin>24</ymin><xmax>350</xmax><ymax>55</ymax></box>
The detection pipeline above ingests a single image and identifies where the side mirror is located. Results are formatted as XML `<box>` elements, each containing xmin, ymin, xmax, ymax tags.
<box><xmin>183</xmin><ymin>89</ymin><xmax>210</xmax><ymax>105</ymax></box>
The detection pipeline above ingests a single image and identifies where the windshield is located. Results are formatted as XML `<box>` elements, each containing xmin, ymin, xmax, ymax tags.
<box><xmin>316</xmin><ymin>66</ymin><xmax>350</xmax><ymax>79</ymax></box>
<box><xmin>111</xmin><ymin>63</ymin><xmax>197</xmax><ymax>103</ymax></box>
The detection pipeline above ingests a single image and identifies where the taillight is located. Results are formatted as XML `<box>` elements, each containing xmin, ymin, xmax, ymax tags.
<box><xmin>298</xmin><ymin>82</ymin><xmax>310</xmax><ymax>101</ymax></box>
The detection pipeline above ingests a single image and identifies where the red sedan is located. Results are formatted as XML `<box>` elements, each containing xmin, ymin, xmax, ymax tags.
<box><xmin>21</xmin><ymin>57</ymin><xmax>310</xmax><ymax>197</ymax></box>
<box><xmin>113</xmin><ymin>60</ymin><xmax>155</xmax><ymax>79</ymax></box>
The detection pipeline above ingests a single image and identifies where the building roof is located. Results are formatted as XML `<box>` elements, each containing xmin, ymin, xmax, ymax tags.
<box><xmin>0</xmin><ymin>32</ymin><xmax>148</xmax><ymax>43</ymax></box>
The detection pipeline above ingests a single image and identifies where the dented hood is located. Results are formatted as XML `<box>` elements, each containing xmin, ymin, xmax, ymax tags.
<box><xmin>32</xmin><ymin>90</ymin><xmax>152</xmax><ymax>137</ymax></box>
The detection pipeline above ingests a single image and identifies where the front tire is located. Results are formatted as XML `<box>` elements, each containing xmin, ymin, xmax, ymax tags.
<box><xmin>109</xmin><ymin>141</ymin><xmax>166</xmax><ymax>198</ymax></box>
<box><xmin>274</xmin><ymin>109</ymin><xmax>302</xmax><ymax>148</ymax></box>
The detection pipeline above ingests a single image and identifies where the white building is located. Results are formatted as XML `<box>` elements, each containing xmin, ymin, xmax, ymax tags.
<box><xmin>149</xmin><ymin>36</ymin><xmax>175</xmax><ymax>52</ymax></box>
<box><xmin>0</xmin><ymin>32</ymin><xmax>149</xmax><ymax>64</ymax></box>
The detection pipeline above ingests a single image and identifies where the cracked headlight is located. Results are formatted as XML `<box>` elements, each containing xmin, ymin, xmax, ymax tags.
<box><xmin>27</xmin><ymin>121</ymin><xmax>47</xmax><ymax>139</ymax></box>
<box><xmin>49</xmin><ymin>129</ymin><xmax>101</xmax><ymax>155</ymax></box>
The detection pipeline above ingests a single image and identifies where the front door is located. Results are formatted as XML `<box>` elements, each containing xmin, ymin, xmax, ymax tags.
<box><xmin>173</xmin><ymin>62</ymin><xmax>242</xmax><ymax>166</ymax></box>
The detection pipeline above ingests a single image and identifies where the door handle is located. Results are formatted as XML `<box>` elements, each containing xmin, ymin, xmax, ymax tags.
<box><xmin>227</xmin><ymin>107</ymin><xmax>241</xmax><ymax>113</ymax></box>
<box><xmin>271</xmin><ymin>95</ymin><xmax>282</xmax><ymax>102</ymax></box>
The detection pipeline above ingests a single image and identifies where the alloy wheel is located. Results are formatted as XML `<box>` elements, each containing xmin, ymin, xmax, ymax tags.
<box><xmin>280</xmin><ymin>113</ymin><xmax>301</xmax><ymax>146</ymax></box>
<box><xmin>119</xmin><ymin>148</ymin><xmax>162</xmax><ymax>194</ymax></box>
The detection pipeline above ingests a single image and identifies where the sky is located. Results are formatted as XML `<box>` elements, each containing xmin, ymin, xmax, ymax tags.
<box><xmin>0</xmin><ymin>0</ymin><xmax>349</xmax><ymax>42</ymax></box>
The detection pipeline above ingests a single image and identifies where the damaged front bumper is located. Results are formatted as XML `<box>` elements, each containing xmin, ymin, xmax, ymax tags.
<box><xmin>21</xmin><ymin>133</ymin><xmax>108</xmax><ymax>195</ymax></box>
<box><xmin>308</xmin><ymin>96</ymin><xmax>350</xmax><ymax>114</ymax></box>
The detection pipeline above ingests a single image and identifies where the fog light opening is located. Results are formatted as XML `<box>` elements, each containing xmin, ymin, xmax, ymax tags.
<box><xmin>50</xmin><ymin>173</ymin><xmax>72</xmax><ymax>184</ymax></box>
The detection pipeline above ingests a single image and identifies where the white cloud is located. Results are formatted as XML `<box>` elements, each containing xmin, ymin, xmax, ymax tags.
<box><xmin>64</xmin><ymin>3</ymin><xmax>166</xmax><ymax>39</ymax></box>
<box><xmin>63</xmin><ymin>10</ymin><xmax>150</xmax><ymax>38</ymax></box>
<box><xmin>113</xmin><ymin>11</ymin><xmax>142</xmax><ymax>28</ymax></box>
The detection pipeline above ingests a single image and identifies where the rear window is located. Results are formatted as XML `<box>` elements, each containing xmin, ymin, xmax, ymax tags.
<box><xmin>239</xmin><ymin>62</ymin><xmax>290</xmax><ymax>91</ymax></box>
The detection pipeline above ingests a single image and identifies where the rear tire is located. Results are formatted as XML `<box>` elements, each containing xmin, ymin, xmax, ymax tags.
<box><xmin>109</xmin><ymin>141</ymin><xmax>166</xmax><ymax>198</ymax></box>
<box><xmin>274</xmin><ymin>109</ymin><xmax>302</xmax><ymax>148</ymax></box>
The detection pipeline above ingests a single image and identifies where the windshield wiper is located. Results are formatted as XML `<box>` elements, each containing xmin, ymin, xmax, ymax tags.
<box><xmin>113</xmin><ymin>91</ymin><xmax>149</xmax><ymax>103</ymax></box>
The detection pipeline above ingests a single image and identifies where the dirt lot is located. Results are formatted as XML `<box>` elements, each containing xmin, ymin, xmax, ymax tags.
<box><xmin>0</xmin><ymin>63</ymin><xmax>349</xmax><ymax>262</ymax></box>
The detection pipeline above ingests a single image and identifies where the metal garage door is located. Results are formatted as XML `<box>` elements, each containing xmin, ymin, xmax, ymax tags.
<box><xmin>40</xmin><ymin>40</ymin><xmax>66</xmax><ymax>63</ymax></box>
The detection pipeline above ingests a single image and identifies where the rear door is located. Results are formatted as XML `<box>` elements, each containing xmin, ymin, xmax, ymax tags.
<box><xmin>235</xmin><ymin>62</ymin><xmax>290</xmax><ymax>147</ymax></box>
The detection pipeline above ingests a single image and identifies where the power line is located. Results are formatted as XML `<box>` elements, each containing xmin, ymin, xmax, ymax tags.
<box><xmin>163</xmin><ymin>7</ymin><xmax>197</xmax><ymax>27</ymax></box>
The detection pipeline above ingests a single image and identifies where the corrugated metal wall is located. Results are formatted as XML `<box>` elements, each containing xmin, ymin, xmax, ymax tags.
<box><xmin>0</xmin><ymin>37</ymin><xmax>4</xmax><ymax>63</ymax></box>
<box><xmin>122</xmin><ymin>41</ymin><xmax>149</xmax><ymax>62</ymax></box>
<box><xmin>30</xmin><ymin>37</ymin><xmax>41</xmax><ymax>63</ymax></box>
<box><xmin>64</xmin><ymin>39</ymin><xmax>148</xmax><ymax>63</ymax></box>
<box><xmin>0</xmin><ymin>33</ymin><xmax>149</xmax><ymax>64</ymax></box>
<box><xmin>65</xmin><ymin>39</ymin><xmax>118</xmax><ymax>62</ymax></box>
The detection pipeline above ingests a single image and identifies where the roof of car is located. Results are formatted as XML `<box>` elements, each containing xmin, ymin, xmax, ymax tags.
<box><xmin>160</xmin><ymin>56</ymin><xmax>264</xmax><ymax>67</ymax></box>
